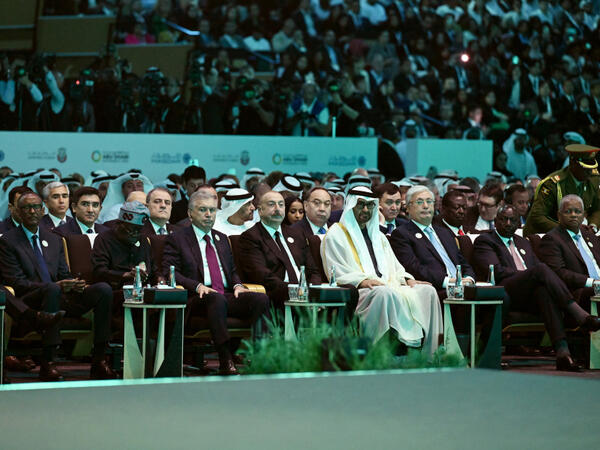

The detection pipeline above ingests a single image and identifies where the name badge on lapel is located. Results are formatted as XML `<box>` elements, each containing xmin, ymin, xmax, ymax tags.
<box><xmin>42</xmin><ymin>240</ymin><xmax>48</xmax><ymax>247</ymax></box>
<box><xmin>287</xmin><ymin>237</ymin><xmax>294</xmax><ymax>244</ymax></box>
<box><xmin>415</xmin><ymin>233</ymin><xmax>422</xmax><ymax>239</ymax></box>
<box><xmin>520</xmin><ymin>248</ymin><xmax>526</xmax><ymax>255</ymax></box>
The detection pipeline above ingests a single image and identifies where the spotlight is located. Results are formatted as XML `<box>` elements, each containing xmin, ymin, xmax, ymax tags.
<box><xmin>460</xmin><ymin>53</ymin><xmax>470</xmax><ymax>63</ymax></box>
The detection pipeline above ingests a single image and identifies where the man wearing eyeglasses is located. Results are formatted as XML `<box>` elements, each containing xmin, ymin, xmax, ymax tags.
<box><xmin>375</xmin><ymin>183</ymin><xmax>408</xmax><ymax>235</ymax></box>
<box><xmin>292</xmin><ymin>187</ymin><xmax>334</xmax><ymax>242</ymax></box>
<box><xmin>390</xmin><ymin>185</ymin><xmax>475</xmax><ymax>295</ymax></box>
<box><xmin>470</xmin><ymin>183</ymin><xmax>503</xmax><ymax>232</ymax></box>
<box><xmin>0</xmin><ymin>192</ymin><xmax>115</xmax><ymax>381</ymax></box>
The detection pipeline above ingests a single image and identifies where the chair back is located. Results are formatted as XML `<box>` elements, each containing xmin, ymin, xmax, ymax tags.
<box><xmin>62</xmin><ymin>235</ymin><xmax>93</xmax><ymax>282</ymax></box>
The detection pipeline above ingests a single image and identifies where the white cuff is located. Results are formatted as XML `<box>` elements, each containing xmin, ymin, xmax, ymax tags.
<box><xmin>585</xmin><ymin>278</ymin><xmax>594</xmax><ymax>288</ymax></box>
<box><xmin>442</xmin><ymin>276</ymin><xmax>449</xmax><ymax>288</ymax></box>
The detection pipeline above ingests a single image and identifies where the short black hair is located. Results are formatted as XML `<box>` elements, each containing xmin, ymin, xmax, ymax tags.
<box><xmin>504</xmin><ymin>184</ymin><xmax>528</xmax><ymax>205</ymax></box>
<box><xmin>442</xmin><ymin>189</ymin><xmax>466</xmax><ymax>208</ymax></box>
<box><xmin>182</xmin><ymin>165</ymin><xmax>206</xmax><ymax>183</ymax></box>
<box><xmin>303</xmin><ymin>186</ymin><xmax>331</xmax><ymax>202</ymax></box>
<box><xmin>72</xmin><ymin>186</ymin><xmax>101</xmax><ymax>205</ymax></box>
<box><xmin>374</xmin><ymin>182</ymin><xmax>400</xmax><ymax>199</ymax></box>
<box><xmin>9</xmin><ymin>186</ymin><xmax>33</xmax><ymax>206</ymax></box>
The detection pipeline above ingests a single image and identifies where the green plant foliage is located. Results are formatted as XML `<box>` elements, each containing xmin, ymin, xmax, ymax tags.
<box><xmin>240</xmin><ymin>313</ymin><xmax>466</xmax><ymax>374</ymax></box>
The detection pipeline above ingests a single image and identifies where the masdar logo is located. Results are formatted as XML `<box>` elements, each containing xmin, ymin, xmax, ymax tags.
<box><xmin>91</xmin><ymin>150</ymin><xmax>102</xmax><ymax>162</ymax></box>
<box><xmin>57</xmin><ymin>147</ymin><xmax>67</xmax><ymax>163</ymax></box>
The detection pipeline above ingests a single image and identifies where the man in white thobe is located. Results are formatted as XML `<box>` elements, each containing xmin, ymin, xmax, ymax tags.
<box><xmin>321</xmin><ymin>186</ymin><xmax>443</xmax><ymax>356</ymax></box>
<box><xmin>213</xmin><ymin>188</ymin><xmax>256</xmax><ymax>236</ymax></box>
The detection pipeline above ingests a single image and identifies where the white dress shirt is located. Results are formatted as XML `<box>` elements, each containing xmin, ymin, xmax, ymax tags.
<box><xmin>566</xmin><ymin>228</ymin><xmax>600</xmax><ymax>287</ymax></box>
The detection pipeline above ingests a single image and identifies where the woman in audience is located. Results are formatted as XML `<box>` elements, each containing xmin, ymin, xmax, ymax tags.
<box><xmin>283</xmin><ymin>195</ymin><xmax>304</xmax><ymax>227</ymax></box>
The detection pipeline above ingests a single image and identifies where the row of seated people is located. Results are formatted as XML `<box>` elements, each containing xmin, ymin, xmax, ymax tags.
<box><xmin>3</xmin><ymin>177</ymin><xmax>600</xmax><ymax>383</ymax></box>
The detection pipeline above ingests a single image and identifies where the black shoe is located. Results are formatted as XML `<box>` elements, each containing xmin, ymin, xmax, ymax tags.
<box><xmin>556</xmin><ymin>354</ymin><xmax>584</xmax><ymax>372</ymax></box>
<box><xmin>218</xmin><ymin>359</ymin><xmax>239</xmax><ymax>376</ymax></box>
<box><xmin>34</xmin><ymin>310</ymin><xmax>66</xmax><ymax>332</ymax></box>
<box><xmin>39</xmin><ymin>361</ymin><xmax>65</xmax><ymax>382</ymax></box>
<box><xmin>580</xmin><ymin>315</ymin><xmax>600</xmax><ymax>333</ymax></box>
<box><xmin>90</xmin><ymin>359</ymin><xmax>118</xmax><ymax>380</ymax></box>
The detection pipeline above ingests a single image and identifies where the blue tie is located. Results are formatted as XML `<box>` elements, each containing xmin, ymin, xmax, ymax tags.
<box><xmin>424</xmin><ymin>226</ymin><xmax>457</xmax><ymax>278</ymax></box>
<box><xmin>386</xmin><ymin>223</ymin><xmax>394</xmax><ymax>234</ymax></box>
<box><xmin>574</xmin><ymin>234</ymin><xmax>599</xmax><ymax>279</ymax></box>
<box><xmin>318</xmin><ymin>227</ymin><xmax>326</xmax><ymax>235</ymax></box>
<box><xmin>31</xmin><ymin>235</ymin><xmax>52</xmax><ymax>283</ymax></box>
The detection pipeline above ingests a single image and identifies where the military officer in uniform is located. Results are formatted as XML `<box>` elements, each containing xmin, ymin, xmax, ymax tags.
<box><xmin>524</xmin><ymin>145</ymin><xmax>600</xmax><ymax>236</ymax></box>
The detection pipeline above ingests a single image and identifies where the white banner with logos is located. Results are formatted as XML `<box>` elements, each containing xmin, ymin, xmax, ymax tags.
<box><xmin>0</xmin><ymin>132</ymin><xmax>377</xmax><ymax>183</ymax></box>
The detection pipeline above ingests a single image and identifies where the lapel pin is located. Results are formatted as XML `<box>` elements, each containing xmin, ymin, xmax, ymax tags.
<box><xmin>215</xmin><ymin>234</ymin><xmax>220</xmax><ymax>241</ymax></box>
<box><xmin>287</xmin><ymin>237</ymin><xmax>294</xmax><ymax>244</ymax></box>
<box><xmin>42</xmin><ymin>240</ymin><xmax>48</xmax><ymax>247</ymax></box>
<box><xmin>589</xmin><ymin>242</ymin><xmax>594</xmax><ymax>248</ymax></box>
<box><xmin>520</xmin><ymin>248</ymin><xmax>526</xmax><ymax>255</ymax></box>
<box><xmin>415</xmin><ymin>233</ymin><xmax>422</xmax><ymax>239</ymax></box>
<box><xmin>135</xmin><ymin>241</ymin><xmax>140</xmax><ymax>247</ymax></box>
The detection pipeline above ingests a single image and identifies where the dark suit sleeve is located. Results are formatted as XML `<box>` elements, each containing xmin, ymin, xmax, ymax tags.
<box><xmin>472</xmin><ymin>235</ymin><xmax>516</xmax><ymax>283</ymax></box>
<box><xmin>238</xmin><ymin>230</ymin><xmax>288</xmax><ymax>294</ymax></box>
<box><xmin>0</xmin><ymin>237</ymin><xmax>46</xmax><ymax>296</ymax></box>
<box><xmin>162</xmin><ymin>234</ymin><xmax>200</xmax><ymax>293</ymax></box>
<box><xmin>297</xmin><ymin>232</ymin><xmax>321</xmax><ymax>284</ymax></box>
<box><xmin>91</xmin><ymin>234</ymin><xmax>128</xmax><ymax>285</ymax></box>
<box><xmin>222</xmin><ymin>241</ymin><xmax>243</xmax><ymax>287</ymax></box>
<box><xmin>389</xmin><ymin>228</ymin><xmax>446</xmax><ymax>289</ymax></box>
<box><xmin>539</xmin><ymin>234</ymin><xmax>588</xmax><ymax>289</ymax></box>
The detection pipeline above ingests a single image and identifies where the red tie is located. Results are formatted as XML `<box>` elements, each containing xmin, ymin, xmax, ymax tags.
<box><xmin>458</xmin><ymin>228</ymin><xmax>465</xmax><ymax>236</ymax></box>
<box><xmin>203</xmin><ymin>234</ymin><xmax>224</xmax><ymax>294</ymax></box>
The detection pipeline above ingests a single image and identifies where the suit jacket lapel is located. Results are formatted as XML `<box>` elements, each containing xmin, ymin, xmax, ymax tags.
<box><xmin>184</xmin><ymin>227</ymin><xmax>204</xmax><ymax>279</ymax></box>
<box><xmin>211</xmin><ymin>230</ymin><xmax>231</xmax><ymax>284</ymax></box>
<box><xmin>409</xmin><ymin>221</ymin><xmax>443</xmax><ymax>265</ymax></box>
<box><xmin>259</xmin><ymin>223</ymin><xmax>289</xmax><ymax>266</ymax></box>
<box><xmin>558</xmin><ymin>227</ymin><xmax>585</xmax><ymax>267</ymax></box>
<box><xmin>283</xmin><ymin>227</ymin><xmax>302</xmax><ymax>266</ymax></box>
<box><xmin>18</xmin><ymin>227</ymin><xmax>45</xmax><ymax>281</ymax></box>
<box><xmin>492</xmin><ymin>232</ymin><xmax>517</xmax><ymax>270</ymax></box>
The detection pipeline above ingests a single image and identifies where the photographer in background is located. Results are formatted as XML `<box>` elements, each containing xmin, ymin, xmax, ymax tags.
<box><xmin>327</xmin><ymin>77</ymin><xmax>361</xmax><ymax>137</ymax></box>
<box><xmin>1</xmin><ymin>57</ymin><xmax>43</xmax><ymax>130</ymax></box>
<box><xmin>232</xmin><ymin>77</ymin><xmax>274</xmax><ymax>135</ymax></box>
<box><xmin>285</xmin><ymin>81</ymin><xmax>329</xmax><ymax>136</ymax></box>
<box><xmin>66</xmin><ymin>68</ymin><xmax>96</xmax><ymax>132</ymax></box>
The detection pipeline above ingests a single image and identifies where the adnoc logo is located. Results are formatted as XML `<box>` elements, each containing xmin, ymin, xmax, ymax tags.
<box><xmin>91</xmin><ymin>150</ymin><xmax>102</xmax><ymax>162</ymax></box>
<box><xmin>272</xmin><ymin>153</ymin><xmax>282</xmax><ymax>165</ymax></box>
<box><xmin>57</xmin><ymin>147</ymin><xmax>67</xmax><ymax>163</ymax></box>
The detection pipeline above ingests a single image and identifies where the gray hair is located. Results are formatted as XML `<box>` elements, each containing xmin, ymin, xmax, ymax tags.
<box><xmin>188</xmin><ymin>188</ymin><xmax>217</xmax><ymax>210</ymax></box>
<box><xmin>559</xmin><ymin>194</ymin><xmax>584</xmax><ymax>211</ymax></box>
<box><xmin>42</xmin><ymin>181</ymin><xmax>67</xmax><ymax>200</ymax></box>
<box><xmin>146</xmin><ymin>187</ymin><xmax>174</xmax><ymax>202</ymax></box>
<box><xmin>405</xmin><ymin>185</ymin><xmax>434</xmax><ymax>204</ymax></box>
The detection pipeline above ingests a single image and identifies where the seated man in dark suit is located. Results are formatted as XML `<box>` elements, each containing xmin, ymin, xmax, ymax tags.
<box><xmin>141</xmin><ymin>187</ymin><xmax>179</xmax><ymax>237</ymax></box>
<box><xmin>54</xmin><ymin>186</ymin><xmax>108</xmax><ymax>237</ymax></box>
<box><xmin>539</xmin><ymin>194</ymin><xmax>600</xmax><ymax>309</ymax></box>
<box><xmin>390</xmin><ymin>185</ymin><xmax>475</xmax><ymax>295</ymax></box>
<box><xmin>0</xmin><ymin>192</ymin><xmax>115</xmax><ymax>381</ymax></box>
<box><xmin>40</xmin><ymin>181</ymin><xmax>76</xmax><ymax>231</ymax></box>
<box><xmin>92</xmin><ymin>201</ymin><xmax>158</xmax><ymax>292</ymax></box>
<box><xmin>170</xmin><ymin>165</ymin><xmax>206</xmax><ymax>224</ymax></box>
<box><xmin>162</xmin><ymin>189</ymin><xmax>269</xmax><ymax>375</ymax></box>
<box><xmin>472</xmin><ymin>204</ymin><xmax>600</xmax><ymax>372</ymax></box>
<box><xmin>375</xmin><ymin>182</ymin><xmax>408</xmax><ymax>235</ymax></box>
<box><xmin>0</xmin><ymin>186</ymin><xmax>33</xmax><ymax>234</ymax></box>
<box><xmin>238</xmin><ymin>191</ymin><xmax>320</xmax><ymax>308</ymax></box>
<box><xmin>434</xmin><ymin>189</ymin><xmax>468</xmax><ymax>237</ymax></box>
<box><xmin>292</xmin><ymin>186</ymin><xmax>333</xmax><ymax>241</ymax></box>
